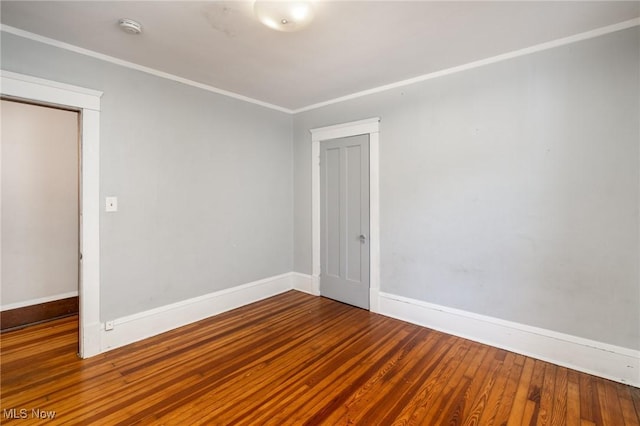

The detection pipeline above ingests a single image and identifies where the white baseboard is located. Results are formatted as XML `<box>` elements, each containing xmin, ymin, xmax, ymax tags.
<box><xmin>378</xmin><ymin>292</ymin><xmax>640</xmax><ymax>387</ymax></box>
<box><xmin>1</xmin><ymin>291</ymin><xmax>79</xmax><ymax>311</ymax></box>
<box><xmin>99</xmin><ymin>273</ymin><xmax>294</xmax><ymax>353</ymax></box>
<box><xmin>291</xmin><ymin>273</ymin><xmax>382</xmax><ymax>313</ymax></box>
<box><xmin>291</xmin><ymin>272</ymin><xmax>319</xmax><ymax>295</ymax></box>
<box><xmin>87</xmin><ymin>272</ymin><xmax>640</xmax><ymax>388</ymax></box>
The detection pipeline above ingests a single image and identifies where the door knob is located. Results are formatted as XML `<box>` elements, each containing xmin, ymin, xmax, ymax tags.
<box><xmin>359</xmin><ymin>234</ymin><xmax>367</xmax><ymax>243</ymax></box>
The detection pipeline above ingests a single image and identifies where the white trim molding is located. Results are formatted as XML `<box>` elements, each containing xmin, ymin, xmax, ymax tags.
<box><xmin>4</xmin><ymin>18</ymin><xmax>637</xmax><ymax>115</ymax></box>
<box><xmin>0</xmin><ymin>291</ymin><xmax>79</xmax><ymax>312</ymax></box>
<box><xmin>378</xmin><ymin>292</ymin><xmax>640</xmax><ymax>387</ymax></box>
<box><xmin>291</xmin><ymin>272</ymin><xmax>318</xmax><ymax>296</ymax></box>
<box><xmin>100</xmin><ymin>273</ymin><xmax>296</xmax><ymax>352</ymax></box>
<box><xmin>310</xmin><ymin>118</ymin><xmax>381</xmax><ymax>312</ymax></box>
<box><xmin>293</xmin><ymin>18</ymin><xmax>640</xmax><ymax>113</ymax></box>
<box><xmin>1</xmin><ymin>25</ymin><xmax>292</xmax><ymax>114</ymax></box>
<box><xmin>1</xmin><ymin>70</ymin><xmax>102</xmax><ymax>358</ymax></box>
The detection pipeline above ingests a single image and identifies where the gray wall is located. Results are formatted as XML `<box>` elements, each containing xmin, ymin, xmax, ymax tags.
<box><xmin>293</xmin><ymin>28</ymin><xmax>640</xmax><ymax>350</ymax></box>
<box><xmin>1</xmin><ymin>32</ymin><xmax>293</xmax><ymax>321</ymax></box>
<box><xmin>1</xmin><ymin>100</ymin><xmax>79</xmax><ymax>306</ymax></box>
<box><xmin>3</xmin><ymin>26</ymin><xmax>638</xmax><ymax>351</ymax></box>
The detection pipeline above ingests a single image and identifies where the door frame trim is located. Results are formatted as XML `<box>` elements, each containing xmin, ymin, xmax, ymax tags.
<box><xmin>310</xmin><ymin>117</ymin><xmax>380</xmax><ymax>312</ymax></box>
<box><xmin>1</xmin><ymin>70</ymin><xmax>102</xmax><ymax>357</ymax></box>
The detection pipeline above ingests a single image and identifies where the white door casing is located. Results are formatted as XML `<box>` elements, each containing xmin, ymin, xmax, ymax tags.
<box><xmin>310</xmin><ymin>117</ymin><xmax>380</xmax><ymax>312</ymax></box>
<box><xmin>1</xmin><ymin>70</ymin><xmax>102</xmax><ymax>357</ymax></box>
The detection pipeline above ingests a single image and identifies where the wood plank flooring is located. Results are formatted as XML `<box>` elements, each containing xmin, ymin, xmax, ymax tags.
<box><xmin>1</xmin><ymin>291</ymin><xmax>639</xmax><ymax>425</ymax></box>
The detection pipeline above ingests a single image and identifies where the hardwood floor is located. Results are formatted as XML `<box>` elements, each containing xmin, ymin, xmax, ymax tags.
<box><xmin>1</xmin><ymin>291</ymin><xmax>639</xmax><ymax>425</ymax></box>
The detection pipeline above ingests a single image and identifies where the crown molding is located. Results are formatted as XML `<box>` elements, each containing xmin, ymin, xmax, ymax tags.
<box><xmin>3</xmin><ymin>17</ymin><xmax>638</xmax><ymax>115</ymax></box>
<box><xmin>0</xmin><ymin>24</ymin><xmax>293</xmax><ymax>114</ymax></box>
<box><xmin>292</xmin><ymin>18</ymin><xmax>640</xmax><ymax>113</ymax></box>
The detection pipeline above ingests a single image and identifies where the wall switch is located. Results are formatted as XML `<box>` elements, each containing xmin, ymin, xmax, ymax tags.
<box><xmin>106</xmin><ymin>196</ymin><xmax>118</xmax><ymax>212</ymax></box>
<box><xmin>105</xmin><ymin>321</ymin><xmax>114</xmax><ymax>331</ymax></box>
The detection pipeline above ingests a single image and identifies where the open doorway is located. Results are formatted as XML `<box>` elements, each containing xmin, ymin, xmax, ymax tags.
<box><xmin>1</xmin><ymin>70</ymin><xmax>103</xmax><ymax>358</ymax></box>
<box><xmin>1</xmin><ymin>99</ymin><xmax>80</xmax><ymax>350</ymax></box>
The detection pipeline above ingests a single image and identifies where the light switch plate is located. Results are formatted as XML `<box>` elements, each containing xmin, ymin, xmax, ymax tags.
<box><xmin>106</xmin><ymin>196</ymin><xmax>118</xmax><ymax>212</ymax></box>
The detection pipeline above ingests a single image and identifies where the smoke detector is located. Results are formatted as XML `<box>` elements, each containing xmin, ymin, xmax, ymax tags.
<box><xmin>118</xmin><ymin>18</ymin><xmax>143</xmax><ymax>35</ymax></box>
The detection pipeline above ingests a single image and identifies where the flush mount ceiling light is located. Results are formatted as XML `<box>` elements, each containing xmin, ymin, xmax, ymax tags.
<box><xmin>118</xmin><ymin>18</ymin><xmax>143</xmax><ymax>35</ymax></box>
<box><xmin>254</xmin><ymin>1</ymin><xmax>315</xmax><ymax>32</ymax></box>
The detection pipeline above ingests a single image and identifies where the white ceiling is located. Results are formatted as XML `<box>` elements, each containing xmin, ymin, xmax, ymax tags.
<box><xmin>1</xmin><ymin>1</ymin><xmax>639</xmax><ymax>111</ymax></box>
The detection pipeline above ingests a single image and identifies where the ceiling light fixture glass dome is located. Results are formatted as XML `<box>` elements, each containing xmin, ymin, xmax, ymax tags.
<box><xmin>254</xmin><ymin>1</ymin><xmax>315</xmax><ymax>32</ymax></box>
